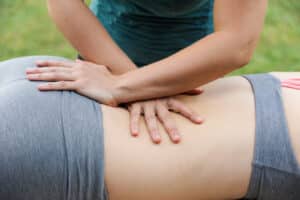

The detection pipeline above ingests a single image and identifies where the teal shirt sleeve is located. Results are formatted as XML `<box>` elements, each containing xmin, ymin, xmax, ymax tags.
<box><xmin>90</xmin><ymin>0</ymin><xmax>214</xmax><ymax>66</ymax></box>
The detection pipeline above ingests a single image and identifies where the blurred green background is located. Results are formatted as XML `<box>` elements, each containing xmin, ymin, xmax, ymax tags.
<box><xmin>0</xmin><ymin>0</ymin><xmax>299</xmax><ymax>74</ymax></box>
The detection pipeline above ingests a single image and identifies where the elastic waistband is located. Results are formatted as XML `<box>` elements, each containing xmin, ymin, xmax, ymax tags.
<box><xmin>242</xmin><ymin>73</ymin><xmax>300</xmax><ymax>198</ymax></box>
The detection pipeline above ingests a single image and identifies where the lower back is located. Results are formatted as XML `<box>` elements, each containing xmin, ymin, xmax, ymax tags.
<box><xmin>101</xmin><ymin>72</ymin><xmax>300</xmax><ymax>200</ymax></box>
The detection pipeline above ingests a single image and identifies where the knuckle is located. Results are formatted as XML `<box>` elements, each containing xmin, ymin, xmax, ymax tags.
<box><xmin>129</xmin><ymin>104</ymin><xmax>137</xmax><ymax>110</ymax></box>
<box><xmin>72</xmin><ymin>70</ymin><xmax>82</xmax><ymax>78</ymax></box>
<box><xmin>75</xmin><ymin>63</ymin><xmax>84</xmax><ymax>70</ymax></box>
<box><xmin>167</xmin><ymin>100</ymin><xmax>176</xmax><ymax>109</ymax></box>
<box><xmin>54</xmin><ymin>61</ymin><xmax>61</xmax><ymax>65</ymax></box>
<box><xmin>131</xmin><ymin>104</ymin><xmax>140</xmax><ymax>110</ymax></box>
<box><xmin>131</xmin><ymin>111</ymin><xmax>140</xmax><ymax>117</ymax></box>
<box><xmin>159</xmin><ymin>111</ymin><xmax>169</xmax><ymax>119</ymax></box>
<box><xmin>167</xmin><ymin>98</ymin><xmax>174</xmax><ymax>105</ymax></box>
<box><xmin>60</xmin><ymin>81</ymin><xmax>67</xmax><ymax>88</ymax></box>
<box><xmin>146</xmin><ymin>115</ymin><xmax>155</xmax><ymax>121</ymax></box>
<box><xmin>47</xmin><ymin>82</ymin><xmax>55</xmax><ymax>88</ymax></box>
<box><xmin>54</xmin><ymin>72</ymin><xmax>61</xmax><ymax>79</ymax></box>
<box><xmin>183</xmin><ymin>110</ymin><xmax>192</xmax><ymax>117</ymax></box>
<box><xmin>59</xmin><ymin>72</ymin><xmax>67</xmax><ymax>78</ymax></box>
<box><xmin>50</xmin><ymin>68</ymin><xmax>57</xmax><ymax>73</ymax></box>
<box><xmin>167</xmin><ymin>127</ymin><xmax>177</xmax><ymax>134</ymax></box>
<box><xmin>131</xmin><ymin>118</ymin><xmax>138</xmax><ymax>124</ymax></box>
<box><xmin>47</xmin><ymin>74</ymin><xmax>54</xmax><ymax>79</ymax></box>
<box><xmin>149</xmin><ymin>127</ymin><xmax>158</xmax><ymax>133</ymax></box>
<box><xmin>132</xmin><ymin>110</ymin><xmax>140</xmax><ymax>116</ymax></box>
<box><xmin>79</xmin><ymin>78</ymin><xmax>88</xmax><ymax>85</ymax></box>
<box><xmin>33</xmin><ymin>68</ymin><xmax>41</xmax><ymax>73</ymax></box>
<box><xmin>157</xmin><ymin>101</ymin><xmax>167</xmax><ymax>108</ymax></box>
<box><xmin>189</xmin><ymin>111</ymin><xmax>196</xmax><ymax>118</ymax></box>
<box><xmin>145</xmin><ymin>101</ymin><xmax>154</xmax><ymax>106</ymax></box>
<box><xmin>76</xmin><ymin>67</ymin><xmax>84</xmax><ymax>75</ymax></box>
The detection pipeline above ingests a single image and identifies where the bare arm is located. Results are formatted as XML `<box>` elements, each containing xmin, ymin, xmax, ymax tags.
<box><xmin>47</xmin><ymin>0</ymin><xmax>137</xmax><ymax>74</ymax></box>
<box><xmin>45</xmin><ymin>0</ymin><xmax>204</xmax><ymax>144</ymax></box>
<box><xmin>113</xmin><ymin>0</ymin><xmax>268</xmax><ymax>104</ymax></box>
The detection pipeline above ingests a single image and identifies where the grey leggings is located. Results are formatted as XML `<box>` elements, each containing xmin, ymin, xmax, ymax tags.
<box><xmin>242</xmin><ymin>74</ymin><xmax>300</xmax><ymax>199</ymax></box>
<box><xmin>0</xmin><ymin>56</ymin><xmax>108</xmax><ymax>200</ymax></box>
<box><xmin>0</xmin><ymin>56</ymin><xmax>300</xmax><ymax>200</ymax></box>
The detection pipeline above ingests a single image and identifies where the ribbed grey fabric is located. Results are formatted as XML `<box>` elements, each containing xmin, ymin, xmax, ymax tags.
<box><xmin>243</xmin><ymin>74</ymin><xmax>300</xmax><ymax>200</ymax></box>
<box><xmin>0</xmin><ymin>56</ymin><xmax>109</xmax><ymax>200</ymax></box>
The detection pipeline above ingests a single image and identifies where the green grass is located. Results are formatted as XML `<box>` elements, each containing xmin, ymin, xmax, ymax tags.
<box><xmin>0</xmin><ymin>0</ymin><xmax>76</xmax><ymax>59</ymax></box>
<box><xmin>0</xmin><ymin>0</ymin><xmax>299</xmax><ymax>74</ymax></box>
<box><xmin>232</xmin><ymin>0</ymin><xmax>300</xmax><ymax>74</ymax></box>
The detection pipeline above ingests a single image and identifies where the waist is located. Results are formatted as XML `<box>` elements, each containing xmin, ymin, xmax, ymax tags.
<box><xmin>101</xmin><ymin>75</ymin><xmax>256</xmax><ymax>200</ymax></box>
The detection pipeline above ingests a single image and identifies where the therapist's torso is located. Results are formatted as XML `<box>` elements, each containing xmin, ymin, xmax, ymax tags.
<box><xmin>90</xmin><ymin>0</ymin><xmax>214</xmax><ymax>66</ymax></box>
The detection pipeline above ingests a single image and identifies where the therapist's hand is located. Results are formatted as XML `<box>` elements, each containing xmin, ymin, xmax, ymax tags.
<box><xmin>26</xmin><ymin>59</ymin><xmax>120</xmax><ymax>106</ymax></box>
<box><xmin>127</xmin><ymin>95</ymin><xmax>204</xmax><ymax>144</ymax></box>
<box><xmin>26</xmin><ymin>58</ymin><xmax>204</xmax><ymax>144</ymax></box>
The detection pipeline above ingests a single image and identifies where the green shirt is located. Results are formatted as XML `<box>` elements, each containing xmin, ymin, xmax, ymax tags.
<box><xmin>90</xmin><ymin>0</ymin><xmax>214</xmax><ymax>66</ymax></box>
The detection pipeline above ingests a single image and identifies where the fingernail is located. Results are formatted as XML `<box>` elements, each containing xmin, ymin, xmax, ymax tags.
<box><xmin>154</xmin><ymin>139</ymin><xmax>161</xmax><ymax>144</ymax></box>
<box><xmin>38</xmin><ymin>84</ymin><xmax>47</xmax><ymax>88</ymax></box>
<box><xmin>193</xmin><ymin>116</ymin><xmax>204</xmax><ymax>123</ymax></box>
<box><xmin>132</xmin><ymin>130</ymin><xmax>138</xmax><ymax>137</ymax></box>
<box><xmin>26</xmin><ymin>71</ymin><xmax>32</xmax><ymax>74</ymax></box>
<box><xmin>35</xmin><ymin>60</ymin><xmax>44</xmax><ymax>65</ymax></box>
<box><xmin>153</xmin><ymin>133</ymin><xmax>161</xmax><ymax>141</ymax></box>
<box><xmin>26</xmin><ymin>68</ymin><xmax>36</xmax><ymax>73</ymax></box>
<box><xmin>173</xmin><ymin>134</ymin><xmax>180</xmax><ymax>142</ymax></box>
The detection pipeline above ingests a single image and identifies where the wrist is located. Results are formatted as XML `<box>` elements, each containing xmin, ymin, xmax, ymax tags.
<box><xmin>111</xmin><ymin>73</ymin><xmax>131</xmax><ymax>105</ymax></box>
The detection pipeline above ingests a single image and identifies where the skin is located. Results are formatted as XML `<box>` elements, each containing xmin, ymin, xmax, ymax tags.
<box><xmin>27</xmin><ymin>59</ymin><xmax>204</xmax><ymax>144</ymax></box>
<box><xmin>102</xmin><ymin>72</ymin><xmax>300</xmax><ymax>200</ymax></box>
<box><xmin>113</xmin><ymin>0</ymin><xmax>268</xmax><ymax>103</ymax></box>
<box><xmin>44</xmin><ymin>0</ymin><xmax>267</xmax><ymax>144</ymax></box>
<box><xmin>45</xmin><ymin>0</ymin><xmax>204</xmax><ymax>144</ymax></box>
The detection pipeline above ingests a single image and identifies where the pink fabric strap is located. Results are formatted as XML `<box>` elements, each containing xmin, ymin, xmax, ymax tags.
<box><xmin>281</xmin><ymin>78</ymin><xmax>300</xmax><ymax>90</ymax></box>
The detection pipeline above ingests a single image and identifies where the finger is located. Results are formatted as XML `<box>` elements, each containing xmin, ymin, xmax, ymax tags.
<box><xmin>35</xmin><ymin>60</ymin><xmax>75</xmax><ymax>68</ymax></box>
<box><xmin>76</xmin><ymin>59</ymin><xmax>99</xmax><ymax>68</ymax></box>
<box><xmin>168</xmin><ymin>99</ymin><xmax>204</xmax><ymax>124</ymax></box>
<box><xmin>26</xmin><ymin>71</ymin><xmax>75</xmax><ymax>81</ymax></box>
<box><xmin>76</xmin><ymin>58</ymin><xmax>98</xmax><ymax>67</ymax></box>
<box><xmin>183</xmin><ymin>88</ymin><xmax>204</xmax><ymax>95</ymax></box>
<box><xmin>144</xmin><ymin>103</ymin><xmax>161</xmax><ymax>144</ymax></box>
<box><xmin>38</xmin><ymin>81</ymin><xmax>77</xmax><ymax>91</ymax></box>
<box><xmin>156</xmin><ymin>104</ymin><xmax>181</xmax><ymax>143</ymax></box>
<box><xmin>26</xmin><ymin>66</ymin><xmax>72</xmax><ymax>74</ymax></box>
<box><xmin>129</xmin><ymin>104</ymin><xmax>142</xmax><ymax>137</ymax></box>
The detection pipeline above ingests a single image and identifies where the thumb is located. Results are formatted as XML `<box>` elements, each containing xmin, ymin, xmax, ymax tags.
<box><xmin>183</xmin><ymin>88</ymin><xmax>204</xmax><ymax>95</ymax></box>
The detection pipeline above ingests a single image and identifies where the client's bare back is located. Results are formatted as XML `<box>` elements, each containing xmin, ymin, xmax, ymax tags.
<box><xmin>101</xmin><ymin>72</ymin><xmax>300</xmax><ymax>200</ymax></box>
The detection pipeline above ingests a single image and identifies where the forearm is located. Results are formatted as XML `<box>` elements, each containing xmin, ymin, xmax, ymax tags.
<box><xmin>47</xmin><ymin>0</ymin><xmax>137</xmax><ymax>74</ymax></box>
<box><xmin>113</xmin><ymin>0</ymin><xmax>267</xmax><ymax>104</ymax></box>
<box><xmin>114</xmin><ymin>31</ymin><xmax>257</xmax><ymax>104</ymax></box>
